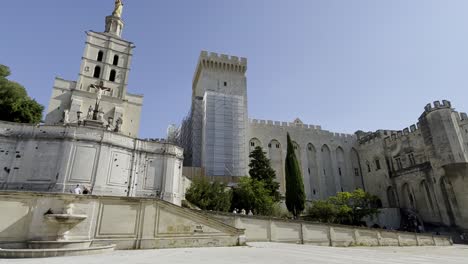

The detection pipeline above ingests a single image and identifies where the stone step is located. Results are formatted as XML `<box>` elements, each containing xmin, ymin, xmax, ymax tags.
<box><xmin>0</xmin><ymin>244</ymin><xmax>115</xmax><ymax>258</ymax></box>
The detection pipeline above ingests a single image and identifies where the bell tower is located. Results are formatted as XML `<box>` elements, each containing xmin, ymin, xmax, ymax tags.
<box><xmin>45</xmin><ymin>0</ymin><xmax>143</xmax><ymax>138</ymax></box>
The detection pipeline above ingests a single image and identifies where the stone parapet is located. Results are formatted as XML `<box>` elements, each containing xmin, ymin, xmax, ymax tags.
<box><xmin>204</xmin><ymin>211</ymin><xmax>453</xmax><ymax>247</ymax></box>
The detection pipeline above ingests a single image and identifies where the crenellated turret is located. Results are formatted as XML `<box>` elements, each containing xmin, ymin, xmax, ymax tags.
<box><xmin>419</xmin><ymin>100</ymin><xmax>467</xmax><ymax>165</ymax></box>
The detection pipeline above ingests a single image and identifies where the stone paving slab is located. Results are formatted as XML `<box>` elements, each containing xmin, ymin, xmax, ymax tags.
<box><xmin>1</xmin><ymin>242</ymin><xmax>467</xmax><ymax>264</ymax></box>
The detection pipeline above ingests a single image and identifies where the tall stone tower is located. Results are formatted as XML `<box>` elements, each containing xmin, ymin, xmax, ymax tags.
<box><xmin>45</xmin><ymin>1</ymin><xmax>143</xmax><ymax>138</ymax></box>
<box><xmin>419</xmin><ymin>100</ymin><xmax>468</xmax><ymax>166</ymax></box>
<box><xmin>182</xmin><ymin>51</ymin><xmax>249</xmax><ymax>178</ymax></box>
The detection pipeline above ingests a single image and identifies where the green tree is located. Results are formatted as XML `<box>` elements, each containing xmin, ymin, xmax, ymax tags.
<box><xmin>284</xmin><ymin>133</ymin><xmax>305</xmax><ymax>218</ymax></box>
<box><xmin>306</xmin><ymin>189</ymin><xmax>380</xmax><ymax>225</ymax></box>
<box><xmin>249</xmin><ymin>146</ymin><xmax>281</xmax><ymax>202</ymax></box>
<box><xmin>0</xmin><ymin>65</ymin><xmax>43</xmax><ymax>123</ymax></box>
<box><xmin>185</xmin><ymin>177</ymin><xmax>232</xmax><ymax>212</ymax></box>
<box><xmin>330</xmin><ymin>189</ymin><xmax>380</xmax><ymax>225</ymax></box>
<box><xmin>305</xmin><ymin>200</ymin><xmax>337</xmax><ymax>223</ymax></box>
<box><xmin>231</xmin><ymin>177</ymin><xmax>275</xmax><ymax>216</ymax></box>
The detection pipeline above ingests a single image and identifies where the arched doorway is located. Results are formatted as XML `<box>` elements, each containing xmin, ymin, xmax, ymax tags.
<box><xmin>387</xmin><ymin>186</ymin><xmax>398</xmax><ymax>207</ymax></box>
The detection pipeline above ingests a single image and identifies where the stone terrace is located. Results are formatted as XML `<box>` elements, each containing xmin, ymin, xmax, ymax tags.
<box><xmin>3</xmin><ymin>242</ymin><xmax>468</xmax><ymax>264</ymax></box>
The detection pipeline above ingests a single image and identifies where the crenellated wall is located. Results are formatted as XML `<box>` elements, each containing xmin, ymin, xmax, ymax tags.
<box><xmin>356</xmin><ymin>100</ymin><xmax>468</xmax><ymax>232</ymax></box>
<box><xmin>248</xmin><ymin>118</ymin><xmax>362</xmax><ymax>200</ymax></box>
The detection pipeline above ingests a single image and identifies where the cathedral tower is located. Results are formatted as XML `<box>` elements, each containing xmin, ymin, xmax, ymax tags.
<box><xmin>45</xmin><ymin>0</ymin><xmax>143</xmax><ymax>138</ymax></box>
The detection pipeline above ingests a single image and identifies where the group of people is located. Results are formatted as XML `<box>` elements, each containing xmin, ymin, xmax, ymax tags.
<box><xmin>72</xmin><ymin>184</ymin><xmax>91</xmax><ymax>195</ymax></box>
<box><xmin>232</xmin><ymin>208</ymin><xmax>253</xmax><ymax>216</ymax></box>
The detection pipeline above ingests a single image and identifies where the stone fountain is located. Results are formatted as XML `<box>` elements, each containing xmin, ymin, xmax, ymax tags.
<box><xmin>0</xmin><ymin>201</ymin><xmax>115</xmax><ymax>258</ymax></box>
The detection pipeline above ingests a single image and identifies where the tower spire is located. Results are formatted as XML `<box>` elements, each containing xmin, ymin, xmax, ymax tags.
<box><xmin>105</xmin><ymin>0</ymin><xmax>124</xmax><ymax>37</ymax></box>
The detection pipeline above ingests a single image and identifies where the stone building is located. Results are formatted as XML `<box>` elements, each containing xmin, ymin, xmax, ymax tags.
<box><xmin>181</xmin><ymin>52</ymin><xmax>365</xmax><ymax>199</ymax></box>
<box><xmin>180</xmin><ymin>52</ymin><xmax>468</xmax><ymax>232</ymax></box>
<box><xmin>357</xmin><ymin>100</ymin><xmax>468</xmax><ymax>231</ymax></box>
<box><xmin>0</xmin><ymin>2</ymin><xmax>185</xmax><ymax>205</ymax></box>
<box><xmin>248</xmin><ymin>118</ymin><xmax>363</xmax><ymax>199</ymax></box>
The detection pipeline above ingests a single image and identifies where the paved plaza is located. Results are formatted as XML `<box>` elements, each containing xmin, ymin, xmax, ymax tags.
<box><xmin>2</xmin><ymin>242</ymin><xmax>468</xmax><ymax>264</ymax></box>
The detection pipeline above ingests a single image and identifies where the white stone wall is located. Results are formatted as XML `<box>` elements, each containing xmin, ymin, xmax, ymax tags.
<box><xmin>0</xmin><ymin>122</ymin><xmax>184</xmax><ymax>206</ymax></box>
<box><xmin>248</xmin><ymin>119</ymin><xmax>363</xmax><ymax>200</ymax></box>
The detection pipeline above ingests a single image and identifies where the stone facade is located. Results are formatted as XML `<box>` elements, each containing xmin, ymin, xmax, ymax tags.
<box><xmin>357</xmin><ymin>100</ymin><xmax>468</xmax><ymax>231</ymax></box>
<box><xmin>180</xmin><ymin>51</ymin><xmax>468</xmax><ymax>232</ymax></box>
<box><xmin>0</xmin><ymin>122</ymin><xmax>184</xmax><ymax>205</ymax></box>
<box><xmin>248</xmin><ymin>118</ymin><xmax>363</xmax><ymax>199</ymax></box>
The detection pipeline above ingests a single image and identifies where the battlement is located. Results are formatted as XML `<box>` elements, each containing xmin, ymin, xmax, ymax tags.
<box><xmin>200</xmin><ymin>51</ymin><xmax>247</xmax><ymax>66</ymax></box>
<box><xmin>249</xmin><ymin>119</ymin><xmax>355</xmax><ymax>140</ymax></box>
<box><xmin>193</xmin><ymin>51</ymin><xmax>248</xmax><ymax>86</ymax></box>
<box><xmin>423</xmin><ymin>100</ymin><xmax>452</xmax><ymax>113</ymax></box>
<box><xmin>383</xmin><ymin>123</ymin><xmax>421</xmax><ymax>144</ymax></box>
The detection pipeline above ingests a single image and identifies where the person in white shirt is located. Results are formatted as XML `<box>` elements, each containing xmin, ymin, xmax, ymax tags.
<box><xmin>73</xmin><ymin>184</ymin><xmax>82</xmax><ymax>195</ymax></box>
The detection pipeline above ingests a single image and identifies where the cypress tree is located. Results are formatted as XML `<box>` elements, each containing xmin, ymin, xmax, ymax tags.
<box><xmin>285</xmin><ymin>133</ymin><xmax>305</xmax><ymax>218</ymax></box>
<box><xmin>249</xmin><ymin>146</ymin><xmax>281</xmax><ymax>202</ymax></box>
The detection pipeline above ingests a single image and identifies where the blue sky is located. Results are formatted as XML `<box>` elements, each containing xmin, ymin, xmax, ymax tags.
<box><xmin>2</xmin><ymin>0</ymin><xmax>468</xmax><ymax>138</ymax></box>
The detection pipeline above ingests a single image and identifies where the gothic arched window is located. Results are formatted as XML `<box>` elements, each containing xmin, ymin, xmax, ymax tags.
<box><xmin>109</xmin><ymin>70</ymin><xmax>116</xmax><ymax>82</ymax></box>
<box><xmin>113</xmin><ymin>55</ymin><xmax>119</xmax><ymax>66</ymax></box>
<box><xmin>97</xmin><ymin>51</ymin><xmax>104</xmax><ymax>62</ymax></box>
<box><xmin>93</xmin><ymin>66</ymin><xmax>101</xmax><ymax>78</ymax></box>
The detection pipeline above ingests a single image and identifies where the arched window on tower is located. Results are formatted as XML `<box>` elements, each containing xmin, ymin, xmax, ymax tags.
<box><xmin>113</xmin><ymin>55</ymin><xmax>119</xmax><ymax>66</ymax></box>
<box><xmin>97</xmin><ymin>51</ymin><xmax>104</xmax><ymax>62</ymax></box>
<box><xmin>109</xmin><ymin>70</ymin><xmax>116</xmax><ymax>82</ymax></box>
<box><xmin>93</xmin><ymin>66</ymin><xmax>101</xmax><ymax>78</ymax></box>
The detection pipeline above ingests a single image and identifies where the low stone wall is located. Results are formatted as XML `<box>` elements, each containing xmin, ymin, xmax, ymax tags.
<box><xmin>0</xmin><ymin>192</ymin><xmax>244</xmax><ymax>250</ymax></box>
<box><xmin>206</xmin><ymin>212</ymin><xmax>453</xmax><ymax>247</ymax></box>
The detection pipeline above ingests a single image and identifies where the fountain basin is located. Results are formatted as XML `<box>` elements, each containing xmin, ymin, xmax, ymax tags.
<box><xmin>44</xmin><ymin>214</ymin><xmax>87</xmax><ymax>224</ymax></box>
<box><xmin>27</xmin><ymin>240</ymin><xmax>92</xmax><ymax>249</ymax></box>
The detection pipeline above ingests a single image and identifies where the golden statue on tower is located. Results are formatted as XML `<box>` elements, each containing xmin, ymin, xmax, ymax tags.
<box><xmin>113</xmin><ymin>0</ymin><xmax>124</xmax><ymax>18</ymax></box>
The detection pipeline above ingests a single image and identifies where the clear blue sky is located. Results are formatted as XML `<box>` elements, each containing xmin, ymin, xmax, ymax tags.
<box><xmin>2</xmin><ymin>0</ymin><xmax>468</xmax><ymax>138</ymax></box>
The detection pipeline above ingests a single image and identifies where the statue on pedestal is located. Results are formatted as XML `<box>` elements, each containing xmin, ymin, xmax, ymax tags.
<box><xmin>87</xmin><ymin>106</ymin><xmax>93</xmax><ymax>120</ymax></box>
<box><xmin>90</xmin><ymin>81</ymin><xmax>112</xmax><ymax>120</ymax></box>
<box><xmin>113</xmin><ymin>0</ymin><xmax>124</xmax><ymax>18</ymax></box>
<box><xmin>115</xmin><ymin>117</ymin><xmax>123</xmax><ymax>132</ymax></box>
<box><xmin>63</xmin><ymin>109</ymin><xmax>70</xmax><ymax>124</ymax></box>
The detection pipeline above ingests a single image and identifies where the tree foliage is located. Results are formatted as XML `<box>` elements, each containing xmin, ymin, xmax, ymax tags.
<box><xmin>185</xmin><ymin>177</ymin><xmax>232</xmax><ymax>212</ymax></box>
<box><xmin>231</xmin><ymin>177</ymin><xmax>276</xmax><ymax>216</ymax></box>
<box><xmin>249</xmin><ymin>146</ymin><xmax>281</xmax><ymax>202</ymax></box>
<box><xmin>306</xmin><ymin>189</ymin><xmax>380</xmax><ymax>225</ymax></box>
<box><xmin>285</xmin><ymin>133</ymin><xmax>305</xmax><ymax>218</ymax></box>
<box><xmin>0</xmin><ymin>65</ymin><xmax>43</xmax><ymax>124</ymax></box>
